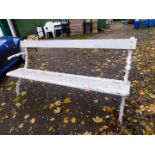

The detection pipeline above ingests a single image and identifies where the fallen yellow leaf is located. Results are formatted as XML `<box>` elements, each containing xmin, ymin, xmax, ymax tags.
<box><xmin>0</xmin><ymin>87</ymin><xmax>3</xmax><ymax>91</ymax></box>
<box><xmin>24</xmin><ymin>114</ymin><xmax>30</xmax><ymax>120</ymax></box>
<box><xmin>48</xmin><ymin>126</ymin><xmax>53</xmax><ymax>132</ymax></box>
<box><xmin>12</xmin><ymin>111</ymin><xmax>17</xmax><ymax>119</ymax></box>
<box><xmin>81</xmin><ymin>121</ymin><xmax>85</xmax><ymax>125</ymax></box>
<box><xmin>65</xmin><ymin>109</ymin><xmax>70</xmax><ymax>113</ymax></box>
<box><xmin>132</xmin><ymin>80</ymin><xmax>139</xmax><ymax>84</ymax></box>
<box><xmin>92</xmin><ymin>116</ymin><xmax>103</xmax><ymax>123</ymax></box>
<box><xmin>104</xmin><ymin>97</ymin><xmax>110</xmax><ymax>101</ymax></box>
<box><xmin>18</xmin><ymin>123</ymin><xmax>24</xmax><ymax>129</ymax></box>
<box><xmin>144</xmin><ymin>125</ymin><xmax>153</xmax><ymax>135</ymax></box>
<box><xmin>99</xmin><ymin>125</ymin><xmax>109</xmax><ymax>132</ymax></box>
<box><xmin>83</xmin><ymin>131</ymin><xmax>92</xmax><ymax>135</ymax></box>
<box><xmin>71</xmin><ymin>117</ymin><xmax>77</xmax><ymax>123</ymax></box>
<box><xmin>147</xmin><ymin>104</ymin><xmax>155</xmax><ymax>114</ymax></box>
<box><xmin>50</xmin><ymin>117</ymin><xmax>55</xmax><ymax>122</ymax></box>
<box><xmin>103</xmin><ymin>106</ymin><xmax>113</xmax><ymax>113</ymax></box>
<box><xmin>1</xmin><ymin>102</ymin><xmax>6</xmax><ymax>106</ymax></box>
<box><xmin>63</xmin><ymin>97</ymin><xmax>71</xmax><ymax>104</ymax></box>
<box><xmin>55</xmin><ymin>100</ymin><xmax>61</xmax><ymax>106</ymax></box>
<box><xmin>93</xmin><ymin>99</ymin><xmax>98</xmax><ymax>103</ymax></box>
<box><xmin>49</xmin><ymin>100</ymin><xmax>61</xmax><ymax>109</ymax></box>
<box><xmin>8</xmin><ymin>81</ymin><xmax>15</xmax><ymax>86</ymax></box>
<box><xmin>21</xmin><ymin>91</ymin><xmax>27</xmax><ymax>96</ymax></box>
<box><xmin>30</xmin><ymin>118</ymin><xmax>36</xmax><ymax>124</ymax></box>
<box><xmin>136</xmin><ymin>105</ymin><xmax>146</xmax><ymax>114</ymax></box>
<box><xmin>49</xmin><ymin>103</ymin><xmax>55</xmax><ymax>109</ymax></box>
<box><xmin>53</xmin><ymin>107</ymin><xmax>61</xmax><ymax>114</ymax></box>
<box><xmin>149</xmin><ymin>93</ymin><xmax>155</xmax><ymax>99</ymax></box>
<box><xmin>64</xmin><ymin>117</ymin><xmax>69</xmax><ymax>123</ymax></box>
<box><xmin>6</xmin><ymin>87</ymin><xmax>13</xmax><ymax>91</ymax></box>
<box><xmin>15</xmin><ymin>103</ymin><xmax>21</xmax><ymax>108</ymax></box>
<box><xmin>139</xmin><ymin>90</ymin><xmax>145</xmax><ymax>96</ymax></box>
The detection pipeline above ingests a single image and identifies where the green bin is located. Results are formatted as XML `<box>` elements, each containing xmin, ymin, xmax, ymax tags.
<box><xmin>98</xmin><ymin>19</ymin><xmax>106</xmax><ymax>31</ymax></box>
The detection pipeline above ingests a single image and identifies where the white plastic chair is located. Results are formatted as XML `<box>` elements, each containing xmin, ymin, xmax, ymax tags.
<box><xmin>54</xmin><ymin>21</ymin><xmax>63</xmax><ymax>37</ymax></box>
<box><xmin>43</xmin><ymin>22</ymin><xmax>55</xmax><ymax>38</ymax></box>
<box><xmin>36</xmin><ymin>26</ymin><xmax>44</xmax><ymax>39</ymax></box>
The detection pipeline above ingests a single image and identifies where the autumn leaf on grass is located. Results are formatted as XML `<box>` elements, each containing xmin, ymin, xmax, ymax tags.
<box><xmin>139</xmin><ymin>90</ymin><xmax>145</xmax><ymax>96</ymax></box>
<box><xmin>144</xmin><ymin>126</ymin><xmax>154</xmax><ymax>135</ymax></box>
<box><xmin>24</xmin><ymin>114</ymin><xmax>30</xmax><ymax>120</ymax></box>
<box><xmin>103</xmin><ymin>106</ymin><xmax>113</xmax><ymax>113</ymax></box>
<box><xmin>93</xmin><ymin>99</ymin><xmax>98</xmax><ymax>103</ymax></box>
<box><xmin>21</xmin><ymin>91</ymin><xmax>27</xmax><ymax>96</ymax></box>
<box><xmin>8</xmin><ymin>81</ymin><xmax>15</xmax><ymax>86</ymax></box>
<box><xmin>71</xmin><ymin>117</ymin><xmax>77</xmax><ymax>123</ymax></box>
<box><xmin>15</xmin><ymin>103</ymin><xmax>22</xmax><ymax>108</ymax></box>
<box><xmin>49</xmin><ymin>103</ymin><xmax>55</xmax><ymax>109</ymax></box>
<box><xmin>55</xmin><ymin>100</ymin><xmax>62</xmax><ymax>106</ymax></box>
<box><xmin>132</xmin><ymin>80</ymin><xmax>139</xmax><ymax>85</ymax></box>
<box><xmin>92</xmin><ymin>116</ymin><xmax>103</xmax><ymax>123</ymax></box>
<box><xmin>83</xmin><ymin>131</ymin><xmax>92</xmax><ymax>135</ymax></box>
<box><xmin>0</xmin><ymin>87</ymin><xmax>3</xmax><ymax>91</ymax></box>
<box><xmin>9</xmin><ymin>126</ymin><xmax>15</xmax><ymax>134</ymax></box>
<box><xmin>104</xmin><ymin>97</ymin><xmax>110</xmax><ymax>101</ymax></box>
<box><xmin>99</xmin><ymin>125</ymin><xmax>109</xmax><ymax>132</ymax></box>
<box><xmin>50</xmin><ymin>117</ymin><xmax>55</xmax><ymax>122</ymax></box>
<box><xmin>53</xmin><ymin>107</ymin><xmax>61</xmax><ymax>114</ymax></box>
<box><xmin>18</xmin><ymin>123</ymin><xmax>24</xmax><ymax>129</ymax></box>
<box><xmin>81</xmin><ymin>121</ymin><xmax>85</xmax><ymax>125</ymax></box>
<box><xmin>6</xmin><ymin>87</ymin><xmax>13</xmax><ymax>91</ymax></box>
<box><xmin>65</xmin><ymin>109</ymin><xmax>70</xmax><ymax>113</ymax></box>
<box><xmin>48</xmin><ymin>126</ymin><xmax>54</xmax><ymax>132</ymax></box>
<box><xmin>1</xmin><ymin>102</ymin><xmax>6</xmax><ymax>106</ymax></box>
<box><xmin>146</xmin><ymin>104</ymin><xmax>155</xmax><ymax>114</ymax></box>
<box><xmin>12</xmin><ymin>111</ymin><xmax>17</xmax><ymax>119</ymax></box>
<box><xmin>30</xmin><ymin>118</ymin><xmax>36</xmax><ymax>124</ymax></box>
<box><xmin>149</xmin><ymin>93</ymin><xmax>155</xmax><ymax>99</ymax></box>
<box><xmin>63</xmin><ymin>97</ymin><xmax>71</xmax><ymax>104</ymax></box>
<box><xmin>49</xmin><ymin>100</ymin><xmax>61</xmax><ymax>109</ymax></box>
<box><xmin>136</xmin><ymin>105</ymin><xmax>146</xmax><ymax>114</ymax></box>
<box><xmin>64</xmin><ymin>117</ymin><xmax>69</xmax><ymax>124</ymax></box>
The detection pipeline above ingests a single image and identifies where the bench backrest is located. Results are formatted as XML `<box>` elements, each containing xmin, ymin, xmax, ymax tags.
<box><xmin>20</xmin><ymin>37</ymin><xmax>137</xmax><ymax>83</ymax></box>
<box><xmin>20</xmin><ymin>38</ymin><xmax>137</xmax><ymax>50</ymax></box>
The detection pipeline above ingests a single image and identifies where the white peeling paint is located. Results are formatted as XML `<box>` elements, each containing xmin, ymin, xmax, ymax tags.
<box><xmin>7</xmin><ymin>68</ymin><xmax>131</xmax><ymax>96</ymax></box>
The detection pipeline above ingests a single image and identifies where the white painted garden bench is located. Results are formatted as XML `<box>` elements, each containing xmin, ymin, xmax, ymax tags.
<box><xmin>7</xmin><ymin>37</ymin><xmax>137</xmax><ymax>123</ymax></box>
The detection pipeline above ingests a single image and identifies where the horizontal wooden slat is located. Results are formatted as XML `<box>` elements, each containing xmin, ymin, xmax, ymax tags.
<box><xmin>20</xmin><ymin>38</ymin><xmax>137</xmax><ymax>49</ymax></box>
<box><xmin>7</xmin><ymin>68</ymin><xmax>130</xmax><ymax>96</ymax></box>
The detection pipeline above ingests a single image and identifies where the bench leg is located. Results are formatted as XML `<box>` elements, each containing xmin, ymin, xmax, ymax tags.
<box><xmin>16</xmin><ymin>78</ymin><xmax>21</xmax><ymax>96</ymax></box>
<box><xmin>118</xmin><ymin>96</ymin><xmax>126</xmax><ymax>124</ymax></box>
<box><xmin>16</xmin><ymin>48</ymin><xmax>28</xmax><ymax>96</ymax></box>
